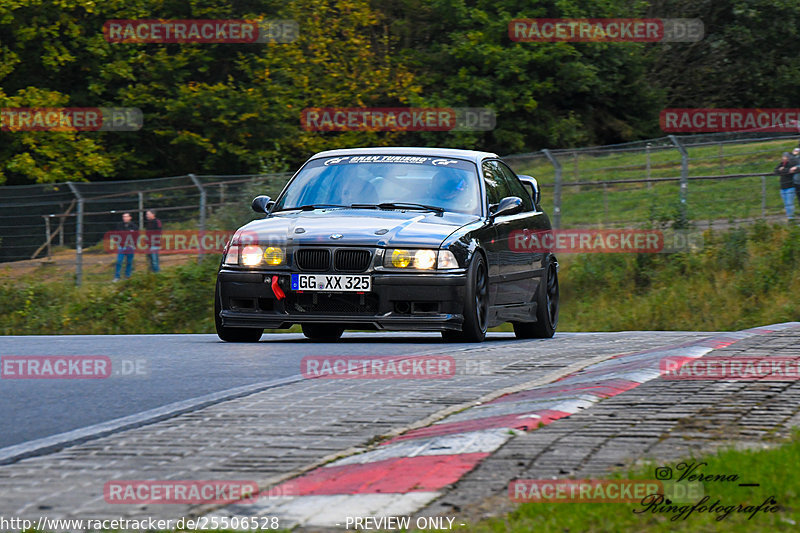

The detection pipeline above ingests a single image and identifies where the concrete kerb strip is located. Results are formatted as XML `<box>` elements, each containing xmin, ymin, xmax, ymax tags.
<box><xmin>194</xmin><ymin>337</ymin><xmax>699</xmax><ymax>518</ymax></box>
<box><xmin>206</xmin><ymin>322</ymin><xmax>800</xmax><ymax>527</ymax></box>
<box><xmin>192</xmin><ymin>343</ymin><xmax>632</xmax><ymax>517</ymax></box>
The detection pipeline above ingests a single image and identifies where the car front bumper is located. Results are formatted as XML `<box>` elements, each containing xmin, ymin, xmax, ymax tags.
<box><xmin>216</xmin><ymin>269</ymin><xmax>468</xmax><ymax>331</ymax></box>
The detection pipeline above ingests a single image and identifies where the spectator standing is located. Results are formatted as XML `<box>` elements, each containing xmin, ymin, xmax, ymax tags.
<box><xmin>114</xmin><ymin>212</ymin><xmax>137</xmax><ymax>281</ymax></box>
<box><xmin>774</xmin><ymin>152</ymin><xmax>797</xmax><ymax>222</ymax></box>
<box><xmin>144</xmin><ymin>210</ymin><xmax>162</xmax><ymax>273</ymax></box>
<box><xmin>790</xmin><ymin>148</ymin><xmax>800</xmax><ymax>205</ymax></box>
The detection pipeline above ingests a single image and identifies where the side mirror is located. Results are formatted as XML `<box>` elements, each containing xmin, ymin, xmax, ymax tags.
<box><xmin>251</xmin><ymin>195</ymin><xmax>273</xmax><ymax>214</ymax></box>
<box><xmin>518</xmin><ymin>175</ymin><xmax>540</xmax><ymax>205</ymax></box>
<box><xmin>492</xmin><ymin>196</ymin><xmax>523</xmax><ymax>218</ymax></box>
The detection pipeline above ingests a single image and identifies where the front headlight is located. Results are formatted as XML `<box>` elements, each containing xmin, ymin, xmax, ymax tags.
<box><xmin>384</xmin><ymin>249</ymin><xmax>456</xmax><ymax>270</ymax></box>
<box><xmin>241</xmin><ymin>245</ymin><xmax>264</xmax><ymax>266</ymax></box>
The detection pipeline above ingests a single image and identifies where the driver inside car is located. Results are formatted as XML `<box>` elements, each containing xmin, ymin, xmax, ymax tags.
<box><xmin>429</xmin><ymin>169</ymin><xmax>471</xmax><ymax>210</ymax></box>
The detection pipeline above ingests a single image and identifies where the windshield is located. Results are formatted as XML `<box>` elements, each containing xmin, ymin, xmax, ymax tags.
<box><xmin>274</xmin><ymin>155</ymin><xmax>481</xmax><ymax>215</ymax></box>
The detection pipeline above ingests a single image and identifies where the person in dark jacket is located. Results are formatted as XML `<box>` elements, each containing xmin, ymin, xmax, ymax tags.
<box><xmin>114</xmin><ymin>212</ymin><xmax>137</xmax><ymax>281</ymax></box>
<box><xmin>775</xmin><ymin>152</ymin><xmax>797</xmax><ymax>222</ymax></box>
<box><xmin>144</xmin><ymin>210</ymin><xmax>162</xmax><ymax>273</ymax></box>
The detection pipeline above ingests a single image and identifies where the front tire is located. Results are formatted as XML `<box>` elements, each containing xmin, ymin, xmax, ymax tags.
<box><xmin>513</xmin><ymin>256</ymin><xmax>559</xmax><ymax>339</ymax></box>
<box><xmin>302</xmin><ymin>324</ymin><xmax>345</xmax><ymax>342</ymax></box>
<box><xmin>442</xmin><ymin>253</ymin><xmax>488</xmax><ymax>343</ymax></box>
<box><xmin>215</xmin><ymin>282</ymin><xmax>264</xmax><ymax>342</ymax></box>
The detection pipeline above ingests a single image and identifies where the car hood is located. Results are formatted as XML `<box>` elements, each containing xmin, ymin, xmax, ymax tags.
<box><xmin>236</xmin><ymin>208</ymin><xmax>480</xmax><ymax>248</ymax></box>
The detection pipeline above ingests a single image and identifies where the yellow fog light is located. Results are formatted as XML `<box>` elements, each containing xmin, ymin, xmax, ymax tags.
<box><xmin>391</xmin><ymin>249</ymin><xmax>412</xmax><ymax>268</ymax></box>
<box><xmin>241</xmin><ymin>245</ymin><xmax>263</xmax><ymax>266</ymax></box>
<box><xmin>263</xmin><ymin>246</ymin><xmax>284</xmax><ymax>266</ymax></box>
<box><xmin>414</xmin><ymin>249</ymin><xmax>436</xmax><ymax>270</ymax></box>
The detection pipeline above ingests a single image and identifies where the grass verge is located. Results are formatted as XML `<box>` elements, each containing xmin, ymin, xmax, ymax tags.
<box><xmin>469</xmin><ymin>432</ymin><xmax>799</xmax><ymax>532</ymax></box>
<box><xmin>0</xmin><ymin>222</ymin><xmax>799</xmax><ymax>334</ymax></box>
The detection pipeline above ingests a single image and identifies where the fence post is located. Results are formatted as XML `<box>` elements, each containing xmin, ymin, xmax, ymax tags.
<box><xmin>668</xmin><ymin>135</ymin><xmax>689</xmax><ymax>225</ymax></box>
<box><xmin>189</xmin><ymin>174</ymin><xmax>206</xmax><ymax>261</ymax></box>
<box><xmin>67</xmin><ymin>182</ymin><xmax>84</xmax><ymax>286</ymax></box>
<box><xmin>43</xmin><ymin>216</ymin><xmax>52</xmax><ymax>260</ymax></box>
<box><xmin>573</xmin><ymin>151</ymin><xmax>580</xmax><ymax>191</ymax></box>
<box><xmin>761</xmin><ymin>175</ymin><xmax>767</xmax><ymax>218</ymax></box>
<box><xmin>646</xmin><ymin>143</ymin><xmax>652</xmax><ymax>189</ymax></box>
<box><xmin>719</xmin><ymin>142</ymin><xmax>724</xmax><ymax>174</ymax></box>
<box><xmin>138</xmin><ymin>191</ymin><xmax>144</xmax><ymax>230</ymax></box>
<box><xmin>58</xmin><ymin>210</ymin><xmax>64</xmax><ymax>246</ymax></box>
<box><xmin>542</xmin><ymin>149</ymin><xmax>562</xmax><ymax>229</ymax></box>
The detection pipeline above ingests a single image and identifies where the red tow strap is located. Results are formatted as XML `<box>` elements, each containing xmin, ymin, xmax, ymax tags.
<box><xmin>271</xmin><ymin>275</ymin><xmax>285</xmax><ymax>300</ymax></box>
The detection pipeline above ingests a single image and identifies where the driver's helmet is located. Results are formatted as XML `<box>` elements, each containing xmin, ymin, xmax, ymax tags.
<box><xmin>431</xmin><ymin>170</ymin><xmax>467</xmax><ymax>201</ymax></box>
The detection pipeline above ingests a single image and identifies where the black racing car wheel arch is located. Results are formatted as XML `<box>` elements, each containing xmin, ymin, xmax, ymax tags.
<box><xmin>442</xmin><ymin>251</ymin><xmax>488</xmax><ymax>343</ymax></box>
<box><xmin>513</xmin><ymin>255</ymin><xmax>559</xmax><ymax>339</ymax></box>
<box><xmin>214</xmin><ymin>282</ymin><xmax>264</xmax><ymax>342</ymax></box>
<box><xmin>302</xmin><ymin>324</ymin><xmax>345</xmax><ymax>342</ymax></box>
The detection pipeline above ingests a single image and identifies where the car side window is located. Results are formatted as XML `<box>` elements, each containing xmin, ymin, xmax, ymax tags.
<box><xmin>482</xmin><ymin>161</ymin><xmax>510</xmax><ymax>206</ymax></box>
<box><xmin>494</xmin><ymin>161</ymin><xmax>534</xmax><ymax>212</ymax></box>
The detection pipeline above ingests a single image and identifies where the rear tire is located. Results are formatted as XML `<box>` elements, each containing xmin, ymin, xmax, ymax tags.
<box><xmin>215</xmin><ymin>282</ymin><xmax>263</xmax><ymax>342</ymax></box>
<box><xmin>513</xmin><ymin>256</ymin><xmax>559</xmax><ymax>339</ymax></box>
<box><xmin>442</xmin><ymin>253</ymin><xmax>488</xmax><ymax>343</ymax></box>
<box><xmin>302</xmin><ymin>324</ymin><xmax>345</xmax><ymax>342</ymax></box>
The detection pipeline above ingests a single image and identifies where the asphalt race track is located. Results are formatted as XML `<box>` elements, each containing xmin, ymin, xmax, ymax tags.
<box><xmin>2</xmin><ymin>326</ymin><xmax>799</xmax><ymax>529</ymax></box>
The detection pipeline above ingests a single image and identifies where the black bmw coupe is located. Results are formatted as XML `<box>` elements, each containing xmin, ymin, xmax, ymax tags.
<box><xmin>215</xmin><ymin>147</ymin><xmax>558</xmax><ymax>343</ymax></box>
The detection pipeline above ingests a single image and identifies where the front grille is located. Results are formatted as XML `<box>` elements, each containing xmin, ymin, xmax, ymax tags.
<box><xmin>289</xmin><ymin>293</ymin><xmax>379</xmax><ymax>314</ymax></box>
<box><xmin>295</xmin><ymin>249</ymin><xmax>330</xmax><ymax>271</ymax></box>
<box><xmin>334</xmin><ymin>249</ymin><xmax>371</xmax><ymax>272</ymax></box>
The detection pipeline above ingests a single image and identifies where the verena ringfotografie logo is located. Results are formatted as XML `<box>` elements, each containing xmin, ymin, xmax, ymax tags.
<box><xmin>1</xmin><ymin>108</ymin><xmax>142</xmax><ymax>132</ymax></box>
<box><xmin>509</xmin><ymin>479</ymin><xmax>703</xmax><ymax>503</ymax></box>
<box><xmin>301</xmin><ymin>107</ymin><xmax>496</xmax><ymax>132</ymax></box>
<box><xmin>0</xmin><ymin>356</ymin><xmax>147</xmax><ymax>379</ymax></box>
<box><xmin>509</xmin><ymin>18</ymin><xmax>703</xmax><ymax>43</ymax></box>
<box><xmin>661</xmin><ymin>109</ymin><xmax>800</xmax><ymax>132</ymax></box>
<box><xmin>103</xmin><ymin>230</ymin><xmax>253</xmax><ymax>254</ymax></box>
<box><xmin>103</xmin><ymin>20</ymin><xmax>298</xmax><ymax>43</ymax></box>
<box><xmin>661</xmin><ymin>357</ymin><xmax>800</xmax><ymax>380</ymax></box>
<box><xmin>301</xmin><ymin>356</ymin><xmax>455</xmax><ymax>379</ymax></box>
<box><xmin>104</xmin><ymin>480</ymin><xmax>257</xmax><ymax>504</ymax></box>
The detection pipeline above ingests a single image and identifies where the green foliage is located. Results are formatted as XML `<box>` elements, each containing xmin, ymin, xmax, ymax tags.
<box><xmin>2</xmin><ymin>225</ymin><xmax>800</xmax><ymax>335</ymax></box>
<box><xmin>0</xmin><ymin>0</ymin><xmax>680</xmax><ymax>185</ymax></box>
<box><xmin>558</xmin><ymin>223</ymin><xmax>800</xmax><ymax>331</ymax></box>
<box><xmin>0</xmin><ymin>256</ymin><xmax>220</xmax><ymax>334</ymax></box>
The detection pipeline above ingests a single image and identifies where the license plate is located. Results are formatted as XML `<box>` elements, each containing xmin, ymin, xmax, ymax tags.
<box><xmin>291</xmin><ymin>274</ymin><xmax>371</xmax><ymax>292</ymax></box>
